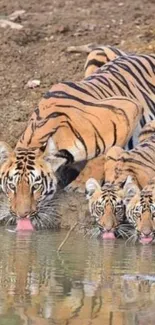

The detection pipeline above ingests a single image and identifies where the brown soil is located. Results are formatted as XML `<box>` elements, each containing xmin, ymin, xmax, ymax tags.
<box><xmin>0</xmin><ymin>0</ymin><xmax>155</xmax><ymax>147</ymax></box>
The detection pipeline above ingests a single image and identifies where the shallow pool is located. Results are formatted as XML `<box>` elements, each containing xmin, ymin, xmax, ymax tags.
<box><xmin>0</xmin><ymin>228</ymin><xmax>154</xmax><ymax>324</ymax></box>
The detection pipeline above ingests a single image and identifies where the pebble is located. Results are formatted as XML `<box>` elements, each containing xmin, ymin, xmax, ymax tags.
<box><xmin>25</xmin><ymin>79</ymin><xmax>41</xmax><ymax>89</ymax></box>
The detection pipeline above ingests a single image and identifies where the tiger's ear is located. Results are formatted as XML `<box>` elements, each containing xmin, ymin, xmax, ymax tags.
<box><xmin>43</xmin><ymin>138</ymin><xmax>67</xmax><ymax>172</ymax></box>
<box><xmin>85</xmin><ymin>178</ymin><xmax>101</xmax><ymax>200</ymax></box>
<box><xmin>0</xmin><ymin>141</ymin><xmax>12</xmax><ymax>167</ymax></box>
<box><xmin>123</xmin><ymin>175</ymin><xmax>140</xmax><ymax>204</ymax></box>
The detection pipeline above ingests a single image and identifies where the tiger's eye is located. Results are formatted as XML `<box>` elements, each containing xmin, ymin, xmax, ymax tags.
<box><xmin>8</xmin><ymin>183</ymin><xmax>16</xmax><ymax>191</ymax></box>
<box><xmin>135</xmin><ymin>212</ymin><xmax>141</xmax><ymax>218</ymax></box>
<box><xmin>32</xmin><ymin>183</ymin><xmax>41</xmax><ymax>191</ymax></box>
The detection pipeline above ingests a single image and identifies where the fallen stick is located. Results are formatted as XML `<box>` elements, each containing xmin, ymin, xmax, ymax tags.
<box><xmin>0</xmin><ymin>19</ymin><xmax>23</xmax><ymax>30</ymax></box>
<box><xmin>57</xmin><ymin>222</ymin><xmax>78</xmax><ymax>252</ymax></box>
<box><xmin>67</xmin><ymin>43</ymin><xmax>95</xmax><ymax>53</ymax></box>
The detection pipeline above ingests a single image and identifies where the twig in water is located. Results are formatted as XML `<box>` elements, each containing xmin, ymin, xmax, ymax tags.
<box><xmin>57</xmin><ymin>222</ymin><xmax>78</xmax><ymax>252</ymax></box>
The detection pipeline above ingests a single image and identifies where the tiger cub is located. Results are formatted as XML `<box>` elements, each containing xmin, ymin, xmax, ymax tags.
<box><xmin>86</xmin><ymin>120</ymin><xmax>155</xmax><ymax>239</ymax></box>
<box><xmin>85</xmin><ymin>178</ymin><xmax>130</xmax><ymax>239</ymax></box>
<box><xmin>123</xmin><ymin>176</ymin><xmax>155</xmax><ymax>244</ymax></box>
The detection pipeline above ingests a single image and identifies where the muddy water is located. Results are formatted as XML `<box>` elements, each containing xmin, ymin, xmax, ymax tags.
<box><xmin>0</xmin><ymin>229</ymin><xmax>154</xmax><ymax>325</ymax></box>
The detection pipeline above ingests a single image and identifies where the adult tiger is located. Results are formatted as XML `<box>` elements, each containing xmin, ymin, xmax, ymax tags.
<box><xmin>85</xmin><ymin>120</ymin><xmax>155</xmax><ymax>239</ymax></box>
<box><xmin>0</xmin><ymin>45</ymin><xmax>155</xmax><ymax>229</ymax></box>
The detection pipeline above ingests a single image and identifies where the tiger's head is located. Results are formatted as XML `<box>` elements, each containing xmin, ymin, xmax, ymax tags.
<box><xmin>0</xmin><ymin>140</ymin><xmax>66</xmax><ymax>229</ymax></box>
<box><xmin>85</xmin><ymin>178</ymin><xmax>127</xmax><ymax>239</ymax></box>
<box><xmin>124</xmin><ymin>176</ymin><xmax>155</xmax><ymax>244</ymax></box>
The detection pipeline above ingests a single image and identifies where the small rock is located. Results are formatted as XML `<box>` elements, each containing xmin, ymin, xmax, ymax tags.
<box><xmin>120</xmin><ymin>39</ymin><xmax>125</xmax><ymax>45</ymax></box>
<box><xmin>25</xmin><ymin>79</ymin><xmax>41</xmax><ymax>89</ymax></box>
<box><xmin>57</xmin><ymin>25</ymin><xmax>70</xmax><ymax>33</ymax></box>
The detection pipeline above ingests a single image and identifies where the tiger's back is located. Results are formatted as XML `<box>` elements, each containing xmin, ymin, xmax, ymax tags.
<box><xmin>105</xmin><ymin>120</ymin><xmax>155</xmax><ymax>189</ymax></box>
<box><xmin>17</xmin><ymin>51</ymin><xmax>155</xmax><ymax>152</ymax></box>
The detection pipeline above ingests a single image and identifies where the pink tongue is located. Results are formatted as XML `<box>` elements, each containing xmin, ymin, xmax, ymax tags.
<box><xmin>140</xmin><ymin>237</ymin><xmax>153</xmax><ymax>244</ymax></box>
<box><xmin>16</xmin><ymin>218</ymin><xmax>34</xmax><ymax>231</ymax></box>
<box><xmin>102</xmin><ymin>232</ymin><xmax>115</xmax><ymax>239</ymax></box>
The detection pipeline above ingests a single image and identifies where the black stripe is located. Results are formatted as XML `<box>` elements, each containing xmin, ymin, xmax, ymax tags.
<box><xmin>128</xmin><ymin>137</ymin><xmax>133</xmax><ymax>150</ymax></box>
<box><xmin>140</xmin><ymin>115</ymin><xmax>146</xmax><ymax>128</ymax></box>
<box><xmin>56</xmin><ymin>149</ymin><xmax>74</xmax><ymax>164</ymax></box>
<box><xmin>139</xmin><ymin>55</ymin><xmax>155</xmax><ymax>74</ymax></box>
<box><xmin>96</xmin><ymin>51</ymin><xmax>110</xmax><ymax>61</ymax></box>
<box><xmin>132</xmin><ymin>149</ymin><xmax>154</xmax><ymax>164</ymax></box>
<box><xmin>55</xmin><ymin>104</ymin><xmax>99</xmax><ymax>118</ymax></box>
<box><xmin>138</xmin><ymin>88</ymin><xmax>155</xmax><ymax>115</ymax></box>
<box><xmin>139</xmin><ymin>129</ymin><xmax>155</xmax><ymax>138</ymax></box>
<box><xmin>111</xmin><ymin>121</ymin><xmax>117</xmax><ymax>146</ymax></box>
<box><xmin>87</xmin><ymin>74</ymin><xmax>114</xmax><ymax>92</ymax></box>
<box><xmin>34</xmin><ymin>107</ymin><xmax>42</xmax><ymax>120</ymax></box>
<box><xmin>116</xmin><ymin>61</ymin><xmax>149</xmax><ymax>92</ymax></box>
<box><xmin>40</xmin><ymin>126</ymin><xmax>65</xmax><ymax>141</ymax></box>
<box><xmin>46</xmin><ymin>111</ymin><xmax>71</xmax><ymax>119</ymax></box>
<box><xmin>85</xmin><ymin>58</ymin><xmax>105</xmax><ymax>71</ymax></box>
<box><xmin>133</xmin><ymin>57</ymin><xmax>152</xmax><ymax>77</ymax></box>
<box><xmin>90</xmin><ymin>123</ymin><xmax>106</xmax><ymax>153</ymax></box>
<box><xmin>84</xmin><ymin>82</ymin><xmax>103</xmax><ymax>99</ymax></box>
<box><xmin>109</xmin><ymin>47</ymin><xmax>126</xmax><ymax>56</ymax></box>
<box><xmin>90</xmin><ymin>77</ymin><xmax>113</xmax><ymax>96</ymax></box>
<box><xmin>44</xmin><ymin>90</ymin><xmax>125</xmax><ymax>110</ymax></box>
<box><xmin>111</xmin><ymin>70</ymin><xmax>137</xmax><ymax>99</ymax></box>
<box><xmin>121</xmin><ymin>156</ymin><xmax>155</xmax><ymax>171</ymax></box>
<box><xmin>65</xmin><ymin>121</ymin><xmax>88</xmax><ymax>158</ymax></box>
<box><xmin>88</xmin><ymin>80</ymin><xmax>112</xmax><ymax>98</ymax></box>
<box><xmin>94</xmin><ymin>133</ymin><xmax>101</xmax><ymax>156</ymax></box>
<box><xmin>26</xmin><ymin>165</ymin><xmax>35</xmax><ymax>170</ymax></box>
<box><xmin>123</xmin><ymin>57</ymin><xmax>151</xmax><ymax>92</ymax></box>
<box><xmin>110</xmin><ymin>78</ymin><xmax>127</xmax><ymax>96</ymax></box>
<box><xmin>61</xmin><ymin>81</ymin><xmax>98</xmax><ymax>99</ymax></box>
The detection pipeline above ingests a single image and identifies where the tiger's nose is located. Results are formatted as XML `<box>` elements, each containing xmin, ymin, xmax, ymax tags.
<box><xmin>105</xmin><ymin>224</ymin><xmax>114</xmax><ymax>232</ymax></box>
<box><xmin>17</xmin><ymin>211</ymin><xmax>30</xmax><ymax>219</ymax></box>
<box><xmin>141</xmin><ymin>229</ymin><xmax>153</xmax><ymax>237</ymax></box>
<box><xmin>98</xmin><ymin>221</ymin><xmax>113</xmax><ymax>231</ymax></box>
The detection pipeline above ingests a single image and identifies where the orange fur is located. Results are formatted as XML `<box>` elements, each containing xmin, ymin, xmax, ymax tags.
<box><xmin>124</xmin><ymin>178</ymin><xmax>155</xmax><ymax>243</ymax></box>
<box><xmin>0</xmin><ymin>46</ymin><xmax>155</xmax><ymax>220</ymax></box>
<box><xmin>105</xmin><ymin>121</ymin><xmax>155</xmax><ymax>189</ymax></box>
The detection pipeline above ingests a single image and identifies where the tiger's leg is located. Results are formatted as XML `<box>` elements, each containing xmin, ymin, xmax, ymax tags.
<box><xmin>65</xmin><ymin>146</ymin><xmax>125</xmax><ymax>193</ymax></box>
<box><xmin>104</xmin><ymin>146</ymin><xmax>125</xmax><ymax>183</ymax></box>
<box><xmin>67</xmin><ymin>44</ymin><xmax>126</xmax><ymax>77</ymax></box>
<box><xmin>65</xmin><ymin>155</ymin><xmax>106</xmax><ymax>193</ymax></box>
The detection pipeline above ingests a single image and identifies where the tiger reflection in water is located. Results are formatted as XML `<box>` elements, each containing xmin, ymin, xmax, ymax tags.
<box><xmin>0</xmin><ymin>233</ymin><xmax>154</xmax><ymax>325</ymax></box>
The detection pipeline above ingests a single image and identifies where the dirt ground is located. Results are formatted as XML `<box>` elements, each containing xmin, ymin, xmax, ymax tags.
<box><xmin>0</xmin><ymin>0</ymin><xmax>155</xmax><ymax>147</ymax></box>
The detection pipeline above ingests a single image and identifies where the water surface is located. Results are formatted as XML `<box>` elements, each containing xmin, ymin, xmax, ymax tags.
<box><xmin>0</xmin><ymin>228</ymin><xmax>155</xmax><ymax>324</ymax></box>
